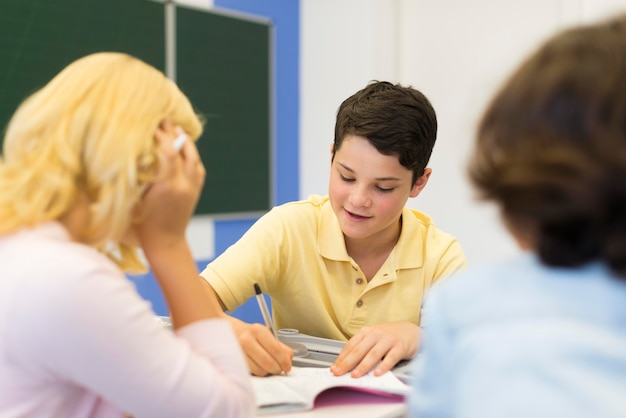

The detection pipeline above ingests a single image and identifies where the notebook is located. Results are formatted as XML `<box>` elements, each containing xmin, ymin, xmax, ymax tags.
<box><xmin>252</xmin><ymin>366</ymin><xmax>409</xmax><ymax>414</ymax></box>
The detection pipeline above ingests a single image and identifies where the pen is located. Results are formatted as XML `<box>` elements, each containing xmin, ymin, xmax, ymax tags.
<box><xmin>254</xmin><ymin>283</ymin><xmax>277</xmax><ymax>337</ymax></box>
<box><xmin>254</xmin><ymin>283</ymin><xmax>309</xmax><ymax>365</ymax></box>
<box><xmin>172</xmin><ymin>131</ymin><xmax>188</xmax><ymax>152</ymax></box>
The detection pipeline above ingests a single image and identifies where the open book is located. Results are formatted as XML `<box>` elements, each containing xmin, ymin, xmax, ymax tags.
<box><xmin>251</xmin><ymin>366</ymin><xmax>409</xmax><ymax>414</ymax></box>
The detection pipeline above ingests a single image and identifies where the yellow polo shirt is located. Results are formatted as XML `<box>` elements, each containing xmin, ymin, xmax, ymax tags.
<box><xmin>200</xmin><ymin>195</ymin><xmax>466</xmax><ymax>341</ymax></box>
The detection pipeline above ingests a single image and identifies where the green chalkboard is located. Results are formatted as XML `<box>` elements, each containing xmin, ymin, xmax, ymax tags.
<box><xmin>0</xmin><ymin>0</ymin><xmax>165</xmax><ymax>136</ymax></box>
<box><xmin>176</xmin><ymin>6</ymin><xmax>271</xmax><ymax>215</ymax></box>
<box><xmin>0</xmin><ymin>0</ymin><xmax>272</xmax><ymax>216</ymax></box>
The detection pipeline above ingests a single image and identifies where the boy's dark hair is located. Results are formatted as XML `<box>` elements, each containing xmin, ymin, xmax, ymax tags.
<box><xmin>469</xmin><ymin>14</ymin><xmax>626</xmax><ymax>277</ymax></box>
<box><xmin>332</xmin><ymin>80</ymin><xmax>437</xmax><ymax>184</ymax></box>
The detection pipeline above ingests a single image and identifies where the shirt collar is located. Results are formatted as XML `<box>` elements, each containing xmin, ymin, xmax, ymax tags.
<box><xmin>318</xmin><ymin>200</ymin><xmax>350</xmax><ymax>261</ymax></box>
<box><xmin>318</xmin><ymin>201</ymin><xmax>425</xmax><ymax>269</ymax></box>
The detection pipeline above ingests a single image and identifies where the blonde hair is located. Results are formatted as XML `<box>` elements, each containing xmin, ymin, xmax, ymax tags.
<box><xmin>0</xmin><ymin>52</ymin><xmax>203</xmax><ymax>272</ymax></box>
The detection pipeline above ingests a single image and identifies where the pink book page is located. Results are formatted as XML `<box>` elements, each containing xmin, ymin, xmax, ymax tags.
<box><xmin>314</xmin><ymin>387</ymin><xmax>405</xmax><ymax>408</ymax></box>
<box><xmin>253</xmin><ymin>366</ymin><xmax>408</xmax><ymax>414</ymax></box>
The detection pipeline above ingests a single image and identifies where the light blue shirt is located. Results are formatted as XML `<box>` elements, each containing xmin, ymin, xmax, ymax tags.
<box><xmin>408</xmin><ymin>252</ymin><xmax>626</xmax><ymax>418</ymax></box>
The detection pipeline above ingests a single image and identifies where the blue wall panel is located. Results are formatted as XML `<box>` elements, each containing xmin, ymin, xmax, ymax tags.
<box><xmin>131</xmin><ymin>0</ymin><xmax>299</xmax><ymax>323</ymax></box>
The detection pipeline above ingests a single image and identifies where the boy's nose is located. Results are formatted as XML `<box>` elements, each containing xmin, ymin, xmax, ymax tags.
<box><xmin>349</xmin><ymin>187</ymin><xmax>372</xmax><ymax>208</ymax></box>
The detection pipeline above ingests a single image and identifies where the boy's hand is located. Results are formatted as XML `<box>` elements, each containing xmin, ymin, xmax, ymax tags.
<box><xmin>330</xmin><ymin>321</ymin><xmax>420</xmax><ymax>378</ymax></box>
<box><xmin>237</xmin><ymin>323</ymin><xmax>294</xmax><ymax>376</ymax></box>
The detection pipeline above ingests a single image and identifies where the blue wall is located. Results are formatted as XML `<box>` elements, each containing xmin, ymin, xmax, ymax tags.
<box><xmin>131</xmin><ymin>0</ymin><xmax>300</xmax><ymax>322</ymax></box>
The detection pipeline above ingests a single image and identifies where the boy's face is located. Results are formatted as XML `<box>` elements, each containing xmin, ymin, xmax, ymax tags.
<box><xmin>329</xmin><ymin>135</ymin><xmax>429</xmax><ymax>245</ymax></box>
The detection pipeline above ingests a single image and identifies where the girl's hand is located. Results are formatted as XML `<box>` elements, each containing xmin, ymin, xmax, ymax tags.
<box><xmin>133</xmin><ymin>120</ymin><xmax>205</xmax><ymax>251</ymax></box>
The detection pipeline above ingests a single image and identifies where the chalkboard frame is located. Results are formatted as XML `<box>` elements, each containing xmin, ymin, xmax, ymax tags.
<box><xmin>175</xmin><ymin>4</ymin><xmax>273</xmax><ymax>216</ymax></box>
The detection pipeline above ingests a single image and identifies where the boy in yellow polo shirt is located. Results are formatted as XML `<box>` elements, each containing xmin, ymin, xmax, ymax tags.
<box><xmin>200</xmin><ymin>81</ymin><xmax>466</xmax><ymax>377</ymax></box>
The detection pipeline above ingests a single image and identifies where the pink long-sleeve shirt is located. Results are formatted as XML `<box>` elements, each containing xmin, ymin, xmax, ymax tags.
<box><xmin>0</xmin><ymin>222</ymin><xmax>255</xmax><ymax>418</ymax></box>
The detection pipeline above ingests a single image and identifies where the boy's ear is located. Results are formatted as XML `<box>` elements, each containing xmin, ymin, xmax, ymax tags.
<box><xmin>410</xmin><ymin>168</ymin><xmax>432</xmax><ymax>198</ymax></box>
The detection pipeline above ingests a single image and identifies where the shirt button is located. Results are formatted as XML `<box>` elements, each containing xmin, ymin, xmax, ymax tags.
<box><xmin>356</xmin><ymin>278</ymin><xmax>363</xmax><ymax>285</ymax></box>
<box><xmin>356</xmin><ymin>300</ymin><xmax>363</xmax><ymax>308</ymax></box>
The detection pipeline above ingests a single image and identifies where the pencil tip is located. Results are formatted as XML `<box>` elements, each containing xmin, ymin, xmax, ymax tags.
<box><xmin>254</xmin><ymin>283</ymin><xmax>262</xmax><ymax>294</ymax></box>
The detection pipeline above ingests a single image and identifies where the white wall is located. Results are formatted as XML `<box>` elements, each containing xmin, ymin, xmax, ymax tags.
<box><xmin>300</xmin><ymin>0</ymin><xmax>626</xmax><ymax>265</ymax></box>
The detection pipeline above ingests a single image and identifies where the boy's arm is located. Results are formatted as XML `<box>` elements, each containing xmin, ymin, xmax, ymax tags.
<box><xmin>432</xmin><ymin>239</ymin><xmax>467</xmax><ymax>283</ymax></box>
<box><xmin>331</xmin><ymin>237</ymin><xmax>465</xmax><ymax>378</ymax></box>
<box><xmin>199</xmin><ymin>279</ymin><xmax>294</xmax><ymax>376</ymax></box>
